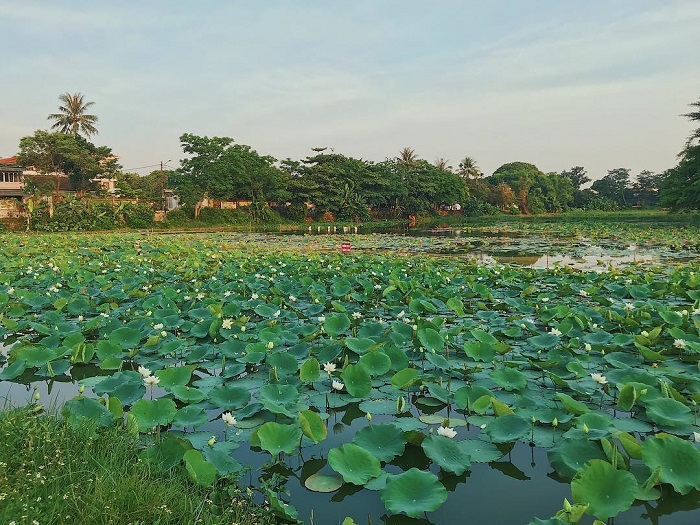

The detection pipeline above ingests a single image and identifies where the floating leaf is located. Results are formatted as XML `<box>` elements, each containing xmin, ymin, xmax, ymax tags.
<box><xmin>380</xmin><ymin>468</ymin><xmax>448</xmax><ymax>517</ymax></box>
<box><xmin>641</xmin><ymin>435</ymin><xmax>700</xmax><ymax>495</ymax></box>
<box><xmin>571</xmin><ymin>460</ymin><xmax>637</xmax><ymax>520</ymax></box>
<box><xmin>421</xmin><ymin>434</ymin><xmax>471</xmax><ymax>475</ymax></box>
<box><xmin>341</xmin><ymin>364</ymin><xmax>372</xmax><ymax>398</ymax></box>
<box><xmin>328</xmin><ymin>443</ymin><xmax>381</xmax><ymax>485</ymax></box>
<box><xmin>305</xmin><ymin>473</ymin><xmax>343</xmax><ymax>493</ymax></box>
<box><xmin>130</xmin><ymin>398</ymin><xmax>177</xmax><ymax>431</ymax></box>
<box><xmin>257</xmin><ymin>422</ymin><xmax>302</xmax><ymax>455</ymax></box>
<box><xmin>483</xmin><ymin>414</ymin><xmax>530</xmax><ymax>443</ymax></box>
<box><xmin>299</xmin><ymin>410</ymin><xmax>327</xmax><ymax>444</ymax></box>
<box><xmin>352</xmin><ymin>424</ymin><xmax>406</xmax><ymax>462</ymax></box>
<box><xmin>183</xmin><ymin>449</ymin><xmax>217</xmax><ymax>486</ymax></box>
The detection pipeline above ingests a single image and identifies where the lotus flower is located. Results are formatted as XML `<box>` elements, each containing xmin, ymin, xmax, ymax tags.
<box><xmin>221</xmin><ymin>412</ymin><xmax>237</xmax><ymax>426</ymax></box>
<box><xmin>138</xmin><ymin>366</ymin><xmax>152</xmax><ymax>378</ymax></box>
<box><xmin>437</xmin><ymin>426</ymin><xmax>457</xmax><ymax>439</ymax></box>
<box><xmin>222</xmin><ymin>318</ymin><xmax>233</xmax><ymax>330</ymax></box>
<box><xmin>591</xmin><ymin>373</ymin><xmax>608</xmax><ymax>385</ymax></box>
<box><xmin>332</xmin><ymin>380</ymin><xmax>344</xmax><ymax>391</ymax></box>
<box><xmin>143</xmin><ymin>375</ymin><xmax>160</xmax><ymax>387</ymax></box>
<box><xmin>323</xmin><ymin>362</ymin><xmax>337</xmax><ymax>374</ymax></box>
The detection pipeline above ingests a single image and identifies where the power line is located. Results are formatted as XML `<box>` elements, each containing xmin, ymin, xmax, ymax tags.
<box><xmin>122</xmin><ymin>163</ymin><xmax>162</xmax><ymax>172</ymax></box>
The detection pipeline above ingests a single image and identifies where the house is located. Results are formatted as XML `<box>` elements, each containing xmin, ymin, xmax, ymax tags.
<box><xmin>0</xmin><ymin>157</ymin><xmax>24</xmax><ymax>198</ymax></box>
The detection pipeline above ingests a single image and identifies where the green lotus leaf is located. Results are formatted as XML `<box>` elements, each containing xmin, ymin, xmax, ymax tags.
<box><xmin>254</xmin><ymin>304</ymin><xmax>280</xmax><ymax>318</ymax></box>
<box><xmin>201</xmin><ymin>445</ymin><xmax>244</xmax><ymax>476</ymax></box>
<box><xmin>93</xmin><ymin>371</ymin><xmax>146</xmax><ymax>405</ymax></box>
<box><xmin>300</xmin><ymin>357</ymin><xmax>321</xmax><ymax>382</ymax></box>
<box><xmin>140</xmin><ymin>436</ymin><xmax>190</xmax><ymax>470</ymax></box>
<box><xmin>459</xmin><ymin>439</ymin><xmax>503</xmax><ymax>463</ymax></box>
<box><xmin>583</xmin><ymin>331</ymin><xmax>613</xmax><ymax>346</ymax></box>
<box><xmin>391</xmin><ymin>367</ymin><xmax>419</xmax><ymax>389</ymax></box>
<box><xmin>259</xmin><ymin>384</ymin><xmax>300</xmax><ymax>416</ymax></box>
<box><xmin>305</xmin><ymin>473</ymin><xmax>344</xmax><ymax>493</ymax></box>
<box><xmin>257</xmin><ymin>421</ymin><xmax>302</xmax><ymax>455</ymax></box>
<box><xmin>352</xmin><ymin>423</ymin><xmax>406</xmax><ymax>462</ymax></box>
<box><xmin>324</xmin><ymin>313</ymin><xmax>351</xmax><ymax>337</ymax></box>
<box><xmin>641</xmin><ymin>435</ymin><xmax>700</xmax><ymax>495</ymax></box>
<box><xmin>62</xmin><ymin>397</ymin><xmax>115</xmax><ymax>430</ymax></box>
<box><xmin>453</xmin><ymin>386</ymin><xmax>493</xmax><ymax>410</ymax></box>
<box><xmin>13</xmin><ymin>346</ymin><xmax>56</xmax><ymax>367</ymax></box>
<box><xmin>491</xmin><ymin>367</ymin><xmax>527</xmax><ymax>391</ymax></box>
<box><xmin>208</xmin><ymin>384</ymin><xmax>251</xmax><ymax>410</ymax></box>
<box><xmin>172</xmin><ymin>405</ymin><xmax>209</xmax><ymax>428</ymax></box>
<box><xmin>556</xmin><ymin>392</ymin><xmax>590</xmax><ymax>415</ymax></box>
<box><xmin>548</xmin><ymin>436</ymin><xmax>607</xmax><ymax>479</ymax></box>
<box><xmin>299</xmin><ymin>409</ymin><xmax>327</xmax><ymax>444</ymax></box>
<box><xmin>341</xmin><ymin>363</ymin><xmax>372</xmax><ymax>398</ymax></box>
<box><xmin>571</xmin><ymin>460</ymin><xmax>638</xmax><ymax>520</ymax></box>
<box><xmin>471</xmin><ymin>329</ymin><xmax>498</xmax><ymax>345</ymax></box>
<box><xmin>464</xmin><ymin>341</ymin><xmax>496</xmax><ymax>362</ymax></box>
<box><xmin>155</xmin><ymin>365</ymin><xmax>194</xmax><ymax>388</ymax></box>
<box><xmin>527</xmin><ymin>334</ymin><xmax>560</xmax><ymax>349</ymax></box>
<box><xmin>328</xmin><ymin>443</ymin><xmax>381</xmax><ymax>485</ymax></box>
<box><xmin>421</xmin><ymin>434</ymin><xmax>471</xmax><ymax>475</ymax></box>
<box><xmin>130</xmin><ymin>398</ymin><xmax>177</xmax><ymax>431</ymax></box>
<box><xmin>483</xmin><ymin>414</ymin><xmax>530</xmax><ymax>443</ymax></box>
<box><xmin>266</xmin><ymin>489</ymin><xmax>299</xmax><ymax>522</ymax></box>
<box><xmin>345</xmin><ymin>337</ymin><xmax>376</xmax><ymax>355</ymax></box>
<box><xmin>170</xmin><ymin>385</ymin><xmax>208</xmax><ymax>404</ymax></box>
<box><xmin>424</xmin><ymin>351</ymin><xmax>450</xmax><ymax>369</ymax></box>
<box><xmin>109</xmin><ymin>326</ymin><xmax>143</xmax><ymax>349</ymax></box>
<box><xmin>0</xmin><ymin>359</ymin><xmax>26</xmax><ymax>380</ymax></box>
<box><xmin>267</xmin><ymin>352</ymin><xmax>299</xmax><ymax>376</ymax></box>
<box><xmin>643</xmin><ymin>398</ymin><xmax>692</xmax><ymax>429</ymax></box>
<box><xmin>183</xmin><ymin>449</ymin><xmax>217</xmax><ymax>486</ymax></box>
<box><xmin>617</xmin><ymin>383</ymin><xmax>637</xmax><ymax>411</ymax></box>
<box><xmin>380</xmin><ymin>468</ymin><xmax>447</xmax><ymax>517</ymax></box>
<box><xmin>358</xmin><ymin>351</ymin><xmax>392</xmax><ymax>376</ymax></box>
<box><xmin>417</xmin><ymin>328</ymin><xmax>444</xmax><ymax>352</ymax></box>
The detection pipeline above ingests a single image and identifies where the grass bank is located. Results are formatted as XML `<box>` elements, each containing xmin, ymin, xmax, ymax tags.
<box><xmin>0</xmin><ymin>406</ymin><xmax>277</xmax><ymax>525</ymax></box>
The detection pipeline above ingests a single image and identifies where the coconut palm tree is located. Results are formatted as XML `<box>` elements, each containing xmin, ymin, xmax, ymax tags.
<box><xmin>399</xmin><ymin>147</ymin><xmax>418</xmax><ymax>164</ymax></box>
<box><xmin>458</xmin><ymin>156</ymin><xmax>481</xmax><ymax>180</ymax></box>
<box><xmin>434</xmin><ymin>158</ymin><xmax>451</xmax><ymax>171</ymax></box>
<box><xmin>47</xmin><ymin>92</ymin><xmax>99</xmax><ymax>138</ymax></box>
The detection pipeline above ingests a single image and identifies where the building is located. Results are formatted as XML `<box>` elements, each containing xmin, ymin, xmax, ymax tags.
<box><xmin>0</xmin><ymin>157</ymin><xmax>24</xmax><ymax>198</ymax></box>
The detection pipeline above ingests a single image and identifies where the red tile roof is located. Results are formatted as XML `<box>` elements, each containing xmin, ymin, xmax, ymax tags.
<box><xmin>0</xmin><ymin>156</ymin><xmax>18</xmax><ymax>164</ymax></box>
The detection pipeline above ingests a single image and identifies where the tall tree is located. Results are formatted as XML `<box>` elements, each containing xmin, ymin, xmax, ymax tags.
<box><xmin>398</xmin><ymin>147</ymin><xmax>418</xmax><ymax>164</ymax></box>
<box><xmin>489</xmin><ymin>162</ymin><xmax>544</xmax><ymax>213</ymax></box>
<box><xmin>661</xmin><ymin>97</ymin><xmax>700</xmax><ymax>210</ymax></box>
<box><xmin>458</xmin><ymin>156</ymin><xmax>481</xmax><ymax>180</ymax></box>
<box><xmin>560</xmin><ymin>166</ymin><xmax>590</xmax><ymax>190</ymax></box>
<box><xmin>17</xmin><ymin>130</ymin><xmax>119</xmax><ymax>192</ymax></box>
<box><xmin>434</xmin><ymin>158</ymin><xmax>450</xmax><ymax>171</ymax></box>
<box><xmin>591</xmin><ymin>168</ymin><xmax>631</xmax><ymax>207</ymax></box>
<box><xmin>47</xmin><ymin>92</ymin><xmax>99</xmax><ymax>138</ymax></box>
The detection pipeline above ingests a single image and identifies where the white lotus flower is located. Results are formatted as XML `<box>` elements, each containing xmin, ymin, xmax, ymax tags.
<box><xmin>138</xmin><ymin>366</ymin><xmax>152</xmax><ymax>378</ymax></box>
<box><xmin>288</xmin><ymin>295</ymin><xmax>297</xmax><ymax>302</ymax></box>
<box><xmin>397</xmin><ymin>310</ymin><xmax>405</xmax><ymax>319</ymax></box>
<box><xmin>153</xmin><ymin>323</ymin><xmax>164</xmax><ymax>331</ymax></box>
<box><xmin>317</xmin><ymin>316</ymin><xmax>326</xmax><ymax>323</ymax></box>
<box><xmin>584</xmin><ymin>343</ymin><xmax>592</xmax><ymax>352</ymax></box>
<box><xmin>351</xmin><ymin>312</ymin><xmax>362</xmax><ymax>319</ymax></box>
<box><xmin>673</xmin><ymin>339</ymin><xmax>686</xmax><ymax>350</ymax></box>
<box><xmin>332</xmin><ymin>380</ymin><xmax>344</xmax><ymax>391</ymax></box>
<box><xmin>437</xmin><ymin>426</ymin><xmax>457</xmax><ymax>439</ymax></box>
<box><xmin>251</xmin><ymin>293</ymin><xmax>259</xmax><ymax>300</ymax></box>
<box><xmin>323</xmin><ymin>362</ymin><xmax>336</xmax><ymax>374</ymax></box>
<box><xmin>143</xmin><ymin>375</ymin><xmax>160</xmax><ymax>387</ymax></box>
<box><xmin>222</xmin><ymin>318</ymin><xmax>233</xmax><ymax>330</ymax></box>
<box><xmin>224</xmin><ymin>290</ymin><xmax>232</xmax><ymax>297</ymax></box>
<box><xmin>221</xmin><ymin>412</ymin><xmax>237</xmax><ymax>426</ymax></box>
<box><xmin>579</xmin><ymin>290</ymin><xmax>588</xmax><ymax>297</ymax></box>
<box><xmin>7</xmin><ymin>287</ymin><xmax>14</xmax><ymax>295</ymax></box>
<box><xmin>591</xmin><ymin>373</ymin><xmax>608</xmax><ymax>385</ymax></box>
<box><xmin>196</xmin><ymin>293</ymin><xmax>205</xmax><ymax>300</ymax></box>
<box><xmin>693</xmin><ymin>432</ymin><xmax>700</xmax><ymax>443</ymax></box>
<box><xmin>549</xmin><ymin>328</ymin><xmax>562</xmax><ymax>337</ymax></box>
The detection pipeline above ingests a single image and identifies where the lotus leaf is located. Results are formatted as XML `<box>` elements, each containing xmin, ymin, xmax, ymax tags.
<box><xmin>571</xmin><ymin>459</ymin><xmax>638</xmax><ymax>520</ymax></box>
<box><xmin>328</xmin><ymin>443</ymin><xmax>381</xmax><ymax>485</ymax></box>
<box><xmin>380</xmin><ymin>468</ymin><xmax>447</xmax><ymax>517</ymax></box>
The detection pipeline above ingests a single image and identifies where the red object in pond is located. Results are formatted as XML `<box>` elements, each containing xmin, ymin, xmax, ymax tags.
<box><xmin>341</xmin><ymin>242</ymin><xmax>351</xmax><ymax>253</ymax></box>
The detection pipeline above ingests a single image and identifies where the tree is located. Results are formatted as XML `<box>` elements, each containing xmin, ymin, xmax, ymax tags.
<box><xmin>661</xmin><ymin>97</ymin><xmax>700</xmax><ymax>210</ymax></box>
<box><xmin>458</xmin><ymin>156</ymin><xmax>481</xmax><ymax>180</ymax></box>
<box><xmin>170</xmin><ymin>134</ymin><xmax>286</xmax><ymax>217</ymax></box>
<box><xmin>434</xmin><ymin>158</ymin><xmax>450</xmax><ymax>171</ymax></box>
<box><xmin>489</xmin><ymin>162</ymin><xmax>544</xmax><ymax>213</ymax></box>
<box><xmin>591</xmin><ymin>168</ymin><xmax>631</xmax><ymax>207</ymax></box>
<box><xmin>47</xmin><ymin>92</ymin><xmax>99</xmax><ymax>138</ymax></box>
<box><xmin>560</xmin><ymin>166</ymin><xmax>590</xmax><ymax>190</ymax></box>
<box><xmin>398</xmin><ymin>147</ymin><xmax>418</xmax><ymax>164</ymax></box>
<box><xmin>630</xmin><ymin>170</ymin><xmax>666</xmax><ymax>207</ymax></box>
<box><xmin>17</xmin><ymin>130</ymin><xmax>119</xmax><ymax>193</ymax></box>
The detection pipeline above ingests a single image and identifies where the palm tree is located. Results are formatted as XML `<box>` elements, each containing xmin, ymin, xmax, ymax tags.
<box><xmin>683</xmin><ymin>98</ymin><xmax>700</xmax><ymax>147</ymax></box>
<box><xmin>47</xmin><ymin>92</ymin><xmax>98</xmax><ymax>138</ymax></box>
<box><xmin>434</xmin><ymin>158</ymin><xmax>450</xmax><ymax>171</ymax></box>
<box><xmin>458</xmin><ymin>156</ymin><xmax>481</xmax><ymax>180</ymax></box>
<box><xmin>399</xmin><ymin>147</ymin><xmax>418</xmax><ymax>164</ymax></box>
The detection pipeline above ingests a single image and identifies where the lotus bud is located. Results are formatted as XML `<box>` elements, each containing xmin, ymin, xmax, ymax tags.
<box><xmin>266</xmin><ymin>341</ymin><xmax>274</xmax><ymax>350</ymax></box>
<box><xmin>583</xmin><ymin>423</ymin><xmax>589</xmax><ymax>434</ymax></box>
<box><xmin>208</xmin><ymin>436</ymin><xmax>217</xmax><ymax>446</ymax></box>
<box><xmin>79</xmin><ymin>385</ymin><xmax>85</xmax><ymax>394</ymax></box>
<box><xmin>365</xmin><ymin>412</ymin><xmax>372</xmax><ymax>422</ymax></box>
<box><xmin>33</xmin><ymin>392</ymin><xmax>41</xmax><ymax>401</ymax></box>
<box><xmin>396</xmin><ymin>396</ymin><xmax>406</xmax><ymax>413</ymax></box>
<box><xmin>552</xmin><ymin>417</ymin><xmax>558</xmax><ymax>428</ymax></box>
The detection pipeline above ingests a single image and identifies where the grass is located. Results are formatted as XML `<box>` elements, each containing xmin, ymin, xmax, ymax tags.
<box><xmin>0</xmin><ymin>406</ymin><xmax>277</xmax><ymax>525</ymax></box>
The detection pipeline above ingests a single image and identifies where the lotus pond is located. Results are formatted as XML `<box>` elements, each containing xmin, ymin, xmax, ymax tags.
<box><xmin>1</xmin><ymin>230</ymin><xmax>700</xmax><ymax>524</ymax></box>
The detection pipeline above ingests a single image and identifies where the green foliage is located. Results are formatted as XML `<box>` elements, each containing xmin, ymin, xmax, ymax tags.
<box><xmin>0</xmin><ymin>408</ymin><xmax>274</xmax><ymax>525</ymax></box>
<box><xmin>28</xmin><ymin>198</ymin><xmax>154</xmax><ymax>231</ymax></box>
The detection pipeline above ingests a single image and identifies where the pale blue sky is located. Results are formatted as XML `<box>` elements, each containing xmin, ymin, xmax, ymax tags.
<box><xmin>1</xmin><ymin>1</ymin><xmax>698</xmax><ymax>180</ymax></box>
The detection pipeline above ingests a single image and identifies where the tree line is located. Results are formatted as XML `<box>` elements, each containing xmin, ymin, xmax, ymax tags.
<box><xmin>11</xmin><ymin>92</ymin><xmax>700</xmax><ymax>220</ymax></box>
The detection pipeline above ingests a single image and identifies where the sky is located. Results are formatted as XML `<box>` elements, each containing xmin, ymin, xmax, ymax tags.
<box><xmin>1</xmin><ymin>0</ymin><xmax>699</xmax><ymax>181</ymax></box>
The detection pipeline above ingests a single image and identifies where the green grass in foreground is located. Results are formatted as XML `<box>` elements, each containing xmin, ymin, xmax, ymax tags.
<box><xmin>0</xmin><ymin>406</ymin><xmax>277</xmax><ymax>525</ymax></box>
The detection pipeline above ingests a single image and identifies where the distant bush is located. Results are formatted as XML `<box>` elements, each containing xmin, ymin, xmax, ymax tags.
<box><xmin>29</xmin><ymin>199</ymin><xmax>154</xmax><ymax>231</ymax></box>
